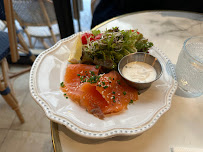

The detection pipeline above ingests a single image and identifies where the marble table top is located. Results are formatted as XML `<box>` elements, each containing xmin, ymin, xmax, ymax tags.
<box><xmin>93</xmin><ymin>11</ymin><xmax>203</xmax><ymax>64</ymax></box>
<box><xmin>51</xmin><ymin>11</ymin><xmax>203</xmax><ymax>152</ymax></box>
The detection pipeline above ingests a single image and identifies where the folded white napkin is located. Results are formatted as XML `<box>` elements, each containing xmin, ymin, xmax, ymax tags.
<box><xmin>171</xmin><ymin>147</ymin><xmax>203</xmax><ymax>152</ymax></box>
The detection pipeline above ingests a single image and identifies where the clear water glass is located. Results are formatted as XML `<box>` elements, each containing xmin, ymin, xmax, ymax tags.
<box><xmin>175</xmin><ymin>36</ymin><xmax>203</xmax><ymax>97</ymax></box>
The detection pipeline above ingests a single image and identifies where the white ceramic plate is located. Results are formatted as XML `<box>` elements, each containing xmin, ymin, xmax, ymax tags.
<box><xmin>29</xmin><ymin>33</ymin><xmax>177</xmax><ymax>139</ymax></box>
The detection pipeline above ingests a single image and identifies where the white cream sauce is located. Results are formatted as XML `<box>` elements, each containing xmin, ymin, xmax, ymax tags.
<box><xmin>122</xmin><ymin>61</ymin><xmax>157</xmax><ymax>83</ymax></box>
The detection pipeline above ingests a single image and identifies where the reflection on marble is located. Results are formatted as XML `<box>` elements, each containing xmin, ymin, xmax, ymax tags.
<box><xmin>96</xmin><ymin>11</ymin><xmax>203</xmax><ymax>64</ymax></box>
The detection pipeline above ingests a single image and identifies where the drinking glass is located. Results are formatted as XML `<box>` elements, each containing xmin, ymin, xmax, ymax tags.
<box><xmin>175</xmin><ymin>36</ymin><xmax>203</xmax><ymax>97</ymax></box>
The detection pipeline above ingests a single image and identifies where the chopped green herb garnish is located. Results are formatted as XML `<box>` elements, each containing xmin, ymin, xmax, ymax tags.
<box><xmin>113</xmin><ymin>96</ymin><xmax>115</xmax><ymax>99</ymax></box>
<box><xmin>112</xmin><ymin>91</ymin><xmax>115</xmax><ymax>94</ymax></box>
<box><xmin>64</xmin><ymin>93</ymin><xmax>66</xmax><ymax>96</ymax></box>
<box><xmin>103</xmin><ymin>86</ymin><xmax>108</xmax><ymax>89</ymax></box>
<box><xmin>86</xmin><ymin>75</ymin><xmax>101</xmax><ymax>84</ymax></box>
<box><xmin>108</xmin><ymin>77</ymin><xmax>111</xmax><ymax>80</ymax></box>
<box><xmin>113</xmin><ymin>100</ymin><xmax>116</xmax><ymax>103</ymax></box>
<box><xmin>130</xmin><ymin>100</ymin><xmax>133</xmax><ymax>103</ymax></box>
<box><xmin>95</xmin><ymin>65</ymin><xmax>100</xmax><ymax>69</ymax></box>
<box><xmin>77</xmin><ymin>74</ymin><xmax>80</xmax><ymax>76</ymax></box>
<box><xmin>66</xmin><ymin>97</ymin><xmax>69</xmax><ymax>99</ymax></box>
<box><xmin>123</xmin><ymin>91</ymin><xmax>126</xmax><ymax>95</ymax></box>
<box><xmin>93</xmin><ymin>75</ymin><xmax>97</xmax><ymax>81</ymax></box>
<box><xmin>60</xmin><ymin>82</ymin><xmax>65</xmax><ymax>87</ymax></box>
<box><xmin>116</xmin><ymin>80</ymin><xmax>121</xmax><ymax>85</ymax></box>
<box><xmin>89</xmin><ymin>71</ymin><xmax>95</xmax><ymax>75</ymax></box>
<box><xmin>82</xmin><ymin>79</ymin><xmax>87</xmax><ymax>83</ymax></box>
<box><xmin>102</xmin><ymin>82</ymin><xmax>105</xmax><ymax>85</ymax></box>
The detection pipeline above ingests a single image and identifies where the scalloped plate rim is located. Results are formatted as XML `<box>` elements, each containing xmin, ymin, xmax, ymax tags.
<box><xmin>29</xmin><ymin>32</ymin><xmax>178</xmax><ymax>139</ymax></box>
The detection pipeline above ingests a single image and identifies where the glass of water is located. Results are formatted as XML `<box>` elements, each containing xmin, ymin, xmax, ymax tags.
<box><xmin>175</xmin><ymin>36</ymin><xmax>203</xmax><ymax>97</ymax></box>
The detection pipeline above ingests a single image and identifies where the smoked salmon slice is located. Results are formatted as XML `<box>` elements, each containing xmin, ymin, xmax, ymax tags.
<box><xmin>80</xmin><ymin>83</ymin><xmax>108</xmax><ymax>119</ymax></box>
<box><xmin>96</xmin><ymin>71</ymin><xmax>138</xmax><ymax>114</ymax></box>
<box><xmin>61</xmin><ymin>64</ymin><xmax>100</xmax><ymax>103</ymax></box>
<box><xmin>61</xmin><ymin>64</ymin><xmax>138</xmax><ymax>119</ymax></box>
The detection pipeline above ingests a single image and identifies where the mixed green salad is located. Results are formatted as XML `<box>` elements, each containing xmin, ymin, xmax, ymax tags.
<box><xmin>80</xmin><ymin>27</ymin><xmax>153</xmax><ymax>72</ymax></box>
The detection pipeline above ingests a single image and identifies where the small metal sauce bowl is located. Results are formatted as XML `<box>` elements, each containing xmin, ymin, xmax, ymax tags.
<box><xmin>118</xmin><ymin>52</ymin><xmax>162</xmax><ymax>90</ymax></box>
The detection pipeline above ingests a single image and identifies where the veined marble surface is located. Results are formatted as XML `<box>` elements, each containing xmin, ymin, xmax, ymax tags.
<box><xmin>95</xmin><ymin>11</ymin><xmax>203</xmax><ymax>64</ymax></box>
<box><xmin>57</xmin><ymin>11</ymin><xmax>203</xmax><ymax>152</ymax></box>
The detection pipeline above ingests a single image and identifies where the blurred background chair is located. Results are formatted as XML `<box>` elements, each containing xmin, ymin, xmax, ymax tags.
<box><xmin>0</xmin><ymin>31</ymin><xmax>24</xmax><ymax>123</ymax></box>
<box><xmin>12</xmin><ymin>0</ymin><xmax>60</xmax><ymax>49</ymax></box>
<box><xmin>1</xmin><ymin>0</ymin><xmax>36</xmax><ymax>63</ymax></box>
<box><xmin>91</xmin><ymin>0</ymin><xmax>100</xmax><ymax>14</ymax></box>
<box><xmin>0</xmin><ymin>20</ymin><xmax>6</xmax><ymax>31</ymax></box>
<box><xmin>0</xmin><ymin>0</ymin><xmax>38</xmax><ymax>123</ymax></box>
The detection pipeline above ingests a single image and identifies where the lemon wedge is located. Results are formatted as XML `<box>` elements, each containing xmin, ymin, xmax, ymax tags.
<box><xmin>68</xmin><ymin>34</ymin><xmax>82</xmax><ymax>64</ymax></box>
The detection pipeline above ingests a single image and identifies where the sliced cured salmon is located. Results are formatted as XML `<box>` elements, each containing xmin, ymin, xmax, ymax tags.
<box><xmin>64</xmin><ymin>64</ymin><xmax>100</xmax><ymax>83</ymax></box>
<box><xmin>61</xmin><ymin>64</ymin><xmax>100</xmax><ymax>103</ymax></box>
<box><xmin>96</xmin><ymin>71</ymin><xmax>138</xmax><ymax>114</ymax></box>
<box><xmin>80</xmin><ymin>83</ymin><xmax>108</xmax><ymax>119</ymax></box>
<box><xmin>61</xmin><ymin>64</ymin><xmax>138</xmax><ymax>119</ymax></box>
